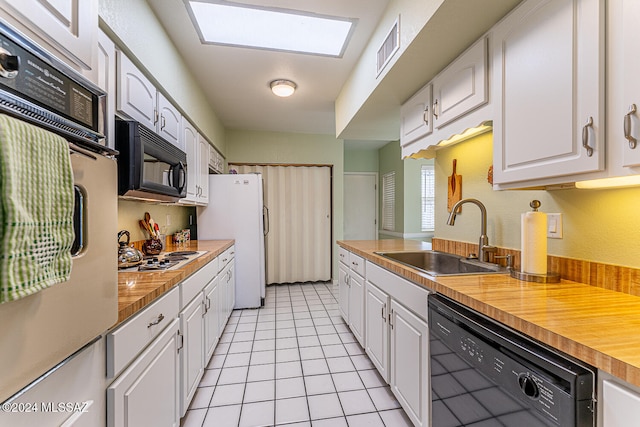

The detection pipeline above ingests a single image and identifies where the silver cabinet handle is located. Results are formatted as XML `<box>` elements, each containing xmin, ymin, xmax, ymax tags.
<box><xmin>423</xmin><ymin>106</ymin><xmax>429</xmax><ymax>125</ymax></box>
<box><xmin>154</xmin><ymin>109</ymin><xmax>159</xmax><ymax>125</ymax></box>
<box><xmin>381</xmin><ymin>303</ymin><xmax>386</xmax><ymax>321</ymax></box>
<box><xmin>433</xmin><ymin>99</ymin><xmax>439</xmax><ymax>119</ymax></box>
<box><xmin>625</xmin><ymin>104</ymin><xmax>637</xmax><ymax>149</ymax></box>
<box><xmin>147</xmin><ymin>313</ymin><xmax>165</xmax><ymax>328</ymax></box>
<box><xmin>582</xmin><ymin>116</ymin><xmax>594</xmax><ymax>157</ymax></box>
<box><xmin>161</xmin><ymin>115</ymin><xmax>166</xmax><ymax>130</ymax></box>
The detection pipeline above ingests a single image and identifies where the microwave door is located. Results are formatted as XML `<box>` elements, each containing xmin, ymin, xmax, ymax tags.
<box><xmin>141</xmin><ymin>144</ymin><xmax>181</xmax><ymax>197</ymax></box>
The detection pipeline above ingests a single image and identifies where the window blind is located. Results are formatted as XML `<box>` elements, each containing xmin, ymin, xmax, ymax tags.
<box><xmin>382</xmin><ymin>171</ymin><xmax>395</xmax><ymax>231</ymax></box>
<box><xmin>421</xmin><ymin>165</ymin><xmax>435</xmax><ymax>231</ymax></box>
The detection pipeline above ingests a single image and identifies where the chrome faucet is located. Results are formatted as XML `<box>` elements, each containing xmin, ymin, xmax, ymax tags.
<box><xmin>446</xmin><ymin>198</ymin><xmax>496</xmax><ymax>263</ymax></box>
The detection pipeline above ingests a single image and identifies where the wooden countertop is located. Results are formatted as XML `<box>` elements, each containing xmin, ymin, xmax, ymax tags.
<box><xmin>338</xmin><ymin>239</ymin><xmax>640</xmax><ymax>388</ymax></box>
<box><xmin>116</xmin><ymin>240</ymin><xmax>234</xmax><ymax>325</ymax></box>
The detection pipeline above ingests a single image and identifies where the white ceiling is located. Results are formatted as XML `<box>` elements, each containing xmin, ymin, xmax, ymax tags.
<box><xmin>146</xmin><ymin>0</ymin><xmax>391</xmax><ymax>140</ymax></box>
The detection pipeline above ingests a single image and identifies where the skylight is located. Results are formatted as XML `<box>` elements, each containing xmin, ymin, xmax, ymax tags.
<box><xmin>187</xmin><ymin>1</ymin><xmax>356</xmax><ymax>57</ymax></box>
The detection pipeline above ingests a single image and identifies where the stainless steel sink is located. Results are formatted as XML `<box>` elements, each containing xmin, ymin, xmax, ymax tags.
<box><xmin>375</xmin><ymin>250</ymin><xmax>508</xmax><ymax>276</ymax></box>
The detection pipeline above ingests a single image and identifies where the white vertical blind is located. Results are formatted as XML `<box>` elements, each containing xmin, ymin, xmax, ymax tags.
<box><xmin>230</xmin><ymin>164</ymin><xmax>332</xmax><ymax>284</ymax></box>
<box><xmin>421</xmin><ymin>165</ymin><xmax>435</xmax><ymax>231</ymax></box>
<box><xmin>382</xmin><ymin>171</ymin><xmax>395</xmax><ymax>231</ymax></box>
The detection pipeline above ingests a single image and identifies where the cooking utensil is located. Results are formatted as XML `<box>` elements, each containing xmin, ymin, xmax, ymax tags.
<box><xmin>118</xmin><ymin>230</ymin><xmax>144</xmax><ymax>269</ymax></box>
<box><xmin>447</xmin><ymin>159</ymin><xmax>462</xmax><ymax>212</ymax></box>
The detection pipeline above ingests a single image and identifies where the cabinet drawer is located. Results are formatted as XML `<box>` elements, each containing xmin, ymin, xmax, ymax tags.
<box><xmin>180</xmin><ymin>257</ymin><xmax>218</xmax><ymax>308</ymax></box>
<box><xmin>338</xmin><ymin>247</ymin><xmax>349</xmax><ymax>266</ymax></box>
<box><xmin>366</xmin><ymin>261</ymin><xmax>430</xmax><ymax>320</ymax></box>
<box><xmin>219</xmin><ymin>246</ymin><xmax>235</xmax><ymax>270</ymax></box>
<box><xmin>107</xmin><ymin>286</ymin><xmax>179</xmax><ymax>378</ymax></box>
<box><xmin>349</xmin><ymin>253</ymin><xmax>365</xmax><ymax>277</ymax></box>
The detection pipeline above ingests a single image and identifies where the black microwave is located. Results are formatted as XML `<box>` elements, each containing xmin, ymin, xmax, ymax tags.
<box><xmin>115</xmin><ymin>119</ymin><xmax>187</xmax><ymax>202</ymax></box>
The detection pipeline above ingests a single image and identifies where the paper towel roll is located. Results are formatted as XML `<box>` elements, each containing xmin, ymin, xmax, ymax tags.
<box><xmin>521</xmin><ymin>211</ymin><xmax>547</xmax><ymax>275</ymax></box>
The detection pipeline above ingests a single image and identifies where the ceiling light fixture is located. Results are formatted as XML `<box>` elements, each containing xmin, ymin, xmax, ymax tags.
<box><xmin>270</xmin><ymin>80</ymin><xmax>297</xmax><ymax>97</ymax></box>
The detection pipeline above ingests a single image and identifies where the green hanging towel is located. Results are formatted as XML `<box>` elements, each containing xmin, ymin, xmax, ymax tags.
<box><xmin>0</xmin><ymin>114</ymin><xmax>74</xmax><ymax>303</ymax></box>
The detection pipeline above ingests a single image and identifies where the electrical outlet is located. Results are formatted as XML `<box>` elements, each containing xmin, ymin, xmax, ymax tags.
<box><xmin>166</xmin><ymin>214</ymin><xmax>171</xmax><ymax>226</ymax></box>
<box><xmin>547</xmin><ymin>213</ymin><xmax>563</xmax><ymax>239</ymax></box>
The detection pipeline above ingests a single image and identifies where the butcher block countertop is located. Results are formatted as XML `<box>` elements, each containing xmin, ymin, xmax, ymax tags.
<box><xmin>338</xmin><ymin>239</ymin><xmax>640</xmax><ymax>388</ymax></box>
<box><xmin>116</xmin><ymin>240</ymin><xmax>234</xmax><ymax>325</ymax></box>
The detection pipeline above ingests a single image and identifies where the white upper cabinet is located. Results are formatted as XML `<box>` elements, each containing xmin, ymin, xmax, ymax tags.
<box><xmin>0</xmin><ymin>0</ymin><xmax>97</xmax><ymax>70</ymax></box>
<box><xmin>400</xmin><ymin>36</ymin><xmax>490</xmax><ymax>158</ymax></box>
<box><xmin>158</xmin><ymin>92</ymin><xmax>182</xmax><ymax>150</ymax></box>
<box><xmin>400</xmin><ymin>84</ymin><xmax>433</xmax><ymax>149</ymax></box>
<box><xmin>492</xmin><ymin>0</ymin><xmax>605</xmax><ymax>188</ymax></box>
<box><xmin>620</xmin><ymin>0</ymin><xmax>640</xmax><ymax>168</ymax></box>
<box><xmin>116</xmin><ymin>51</ymin><xmax>156</xmax><ymax>131</ymax></box>
<box><xmin>432</xmin><ymin>37</ymin><xmax>488</xmax><ymax>130</ymax></box>
<box><xmin>182</xmin><ymin>119</ymin><xmax>199</xmax><ymax>203</ymax></box>
<box><xmin>116</xmin><ymin>51</ymin><xmax>183</xmax><ymax>149</ymax></box>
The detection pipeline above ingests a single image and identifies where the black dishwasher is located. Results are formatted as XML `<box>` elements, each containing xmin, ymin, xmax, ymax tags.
<box><xmin>428</xmin><ymin>294</ymin><xmax>595</xmax><ymax>427</ymax></box>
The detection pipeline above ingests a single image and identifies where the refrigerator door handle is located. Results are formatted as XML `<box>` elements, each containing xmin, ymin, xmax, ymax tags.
<box><xmin>263</xmin><ymin>205</ymin><xmax>270</xmax><ymax>236</ymax></box>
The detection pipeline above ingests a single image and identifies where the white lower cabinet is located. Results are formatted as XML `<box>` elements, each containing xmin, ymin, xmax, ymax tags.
<box><xmin>107</xmin><ymin>318</ymin><xmax>181</xmax><ymax>427</ymax></box>
<box><xmin>365</xmin><ymin>281</ymin><xmax>389</xmax><ymax>381</ymax></box>
<box><xmin>179</xmin><ymin>294</ymin><xmax>205</xmax><ymax>417</ymax></box>
<box><xmin>108</xmin><ymin>250</ymin><xmax>233</xmax><ymax>426</ymax></box>
<box><xmin>600</xmin><ymin>376</ymin><xmax>640</xmax><ymax>427</ymax></box>
<box><xmin>337</xmin><ymin>248</ymin><xmax>366</xmax><ymax>347</ymax></box>
<box><xmin>389</xmin><ymin>300</ymin><xmax>429</xmax><ymax>427</ymax></box>
<box><xmin>348</xmin><ymin>272</ymin><xmax>365</xmax><ymax>345</ymax></box>
<box><xmin>203</xmin><ymin>275</ymin><xmax>220</xmax><ymax>361</ymax></box>
<box><xmin>363</xmin><ymin>261</ymin><xmax>430</xmax><ymax>427</ymax></box>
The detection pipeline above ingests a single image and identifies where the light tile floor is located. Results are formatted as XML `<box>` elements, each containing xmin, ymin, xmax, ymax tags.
<box><xmin>181</xmin><ymin>282</ymin><xmax>414</xmax><ymax>427</ymax></box>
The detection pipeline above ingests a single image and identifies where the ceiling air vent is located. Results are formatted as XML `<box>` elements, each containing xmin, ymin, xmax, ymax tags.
<box><xmin>377</xmin><ymin>17</ymin><xmax>399</xmax><ymax>76</ymax></box>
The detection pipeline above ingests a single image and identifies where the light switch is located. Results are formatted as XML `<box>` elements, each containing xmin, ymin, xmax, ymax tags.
<box><xmin>547</xmin><ymin>213</ymin><xmax>563</xmax><ymax>239</ymax></box>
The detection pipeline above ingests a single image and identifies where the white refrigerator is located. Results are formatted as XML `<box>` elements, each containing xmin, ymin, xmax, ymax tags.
<box><xmin>197</xmin><ymin>173</ymin><xmax>267</xmax><ymax>308</ymax></box>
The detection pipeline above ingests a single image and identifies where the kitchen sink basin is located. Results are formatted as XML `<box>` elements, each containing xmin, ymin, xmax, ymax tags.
<box><xmin>375</xmin><ymin>250</ymin><xmax>508</xmax><ymax>276</ymax></box>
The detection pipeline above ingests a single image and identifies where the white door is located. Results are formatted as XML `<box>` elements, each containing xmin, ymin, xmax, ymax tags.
<box><xmin>622</xmin><ymin>0</ymin><xmax>640</xmax><ymax>167</ymax></box>
<box><xmin>365</xmin><ymin>282</ymin><xmax>389</xmax><ymax>382</ymax></box>
<box><xmin>344</xmin><ymin>173</ymin><xmax>377</xmax><ymax>240</ymax></box>
<box><xmin>390</xmin><ymin>300</ymin><xmax>429</xmax><ymax>427</ymax></box>
<box><xmin>401</xmin><ymin>84</ymin><xmax>433</xmax><ymax>147</ymax></box>
<box><xmin>602</xmin><ymin>380</ymin><xmax>640</xmax><ymax>427</ymax></box>
<box><xmin>181</xmin><ymin>119</ymin><xmax>198</xmax><ymax>202</ymax></box>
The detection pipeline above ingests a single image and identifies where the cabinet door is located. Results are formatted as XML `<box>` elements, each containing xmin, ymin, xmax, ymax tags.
<box><xmin>95</xmin><ymin>29</ymin><xmax>116</xmax><ymax>149</ymax></box>
<box><xmin>432</xmin><ymin>37</ymin><xmax>487</xmax><ymax>130</ymax></box>
<box><xmin>338</xmin><ymin>264</ymin><xmax>350</xmax><ymax>322</ymax></box>
<box><xmin>390</xmin><ymin>300</ymin><xmax>429</xmax><ymax>427</ymax></box>
<box><xmin>116</xmin><ymin>52</ymin><xmax>157</xmax><ymax>131</ymax></box>
<box><xmin>401</xmin><ymin>84</ymin><xmax>433</xmax><ymax>148</ymax></box>
<box><xmin>602</xmin><ymin>379</ymin><xmax>640</xmax><ymax>427</ymax></box>
<box><xmin>365</xmin><ymin>282</ymin><xmax>389</xmax><ymax>382</ymax></box>
<box><xmin>158</xmin><ymin>93</ymin><xmax>182</xmax><ymax>149</ymax></box>
<box><xmin>180</xmin><ymin>295</ymin><xmax>205</xmax><ymax>417</ymax></box>
<box><xmin>198</xmin><ymin>135</ymin><xmax>210</xmax><ymax>204</ymax></box>
<box><xmin>108</xmin><ymin>318</ymin><xmax>180</xmax><ymax>427</ymax></box>
<box><xmin>0</xmin><ymin>0</ymin><xmax>97</xmax><ymax>69</ymax></box>
<box><xmin>204</xmin><ymin>276</ymin><xmax>220</xmax><ymax>361</ymax></box>
<box><xmin>622</xmin><ymin>0</ymin><xmax>640</xmax><ymax>167</ymax></box>
<box><xmin>227</xmin><ymin>260</ymin><xmax>236</xmax><ymax>316</ymax></box>
<box><xmin>181</xmin><ymin>119</ymin><xmax>199</xmax><ymax>203</ymax></box>
<box><xmin>348</xmin><ymin>273</ymin><xmax>365</xmax><ymax>347</ymax></box>
<box><xmin>492</xmin><ymin>0</ymin><xmax>604</xmax><ymax>186</ymax></box>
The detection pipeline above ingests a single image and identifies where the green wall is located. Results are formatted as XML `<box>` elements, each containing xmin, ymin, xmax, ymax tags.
<box><xmin>378</xmin><ymin>141</ymin><xmax>433</xmax><ymax>239</ymax></box>
<box><xmin>226</xmin><ymin>129</ymin><xmax>344</xmax><ymax>280</ymax></box>
<box><xmin>344</xmin><ymin>147</ymin><xmax>379</xmax><ymax>172</ymax></box>
<box><xmin>434</xmin><ymin>132</ymin><xmax>640</xmax><ymax>268</ymax></box>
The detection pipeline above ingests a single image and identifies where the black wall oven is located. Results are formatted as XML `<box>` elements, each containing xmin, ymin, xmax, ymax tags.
<box><xmin>429</xmin><ymin>294</ymin><xmax>596</xmax><ymax>427</ymax></box>
<box><xmin>115</xmin><ymin>118</ymin><xmax>187</xmax><ymax>202</ymax></box>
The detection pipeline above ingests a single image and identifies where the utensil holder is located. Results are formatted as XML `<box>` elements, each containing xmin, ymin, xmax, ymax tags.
<box><xmin>142</xmin><ymin>238</ymin><xmax>162</xmax><ymax>255</ymax></box>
